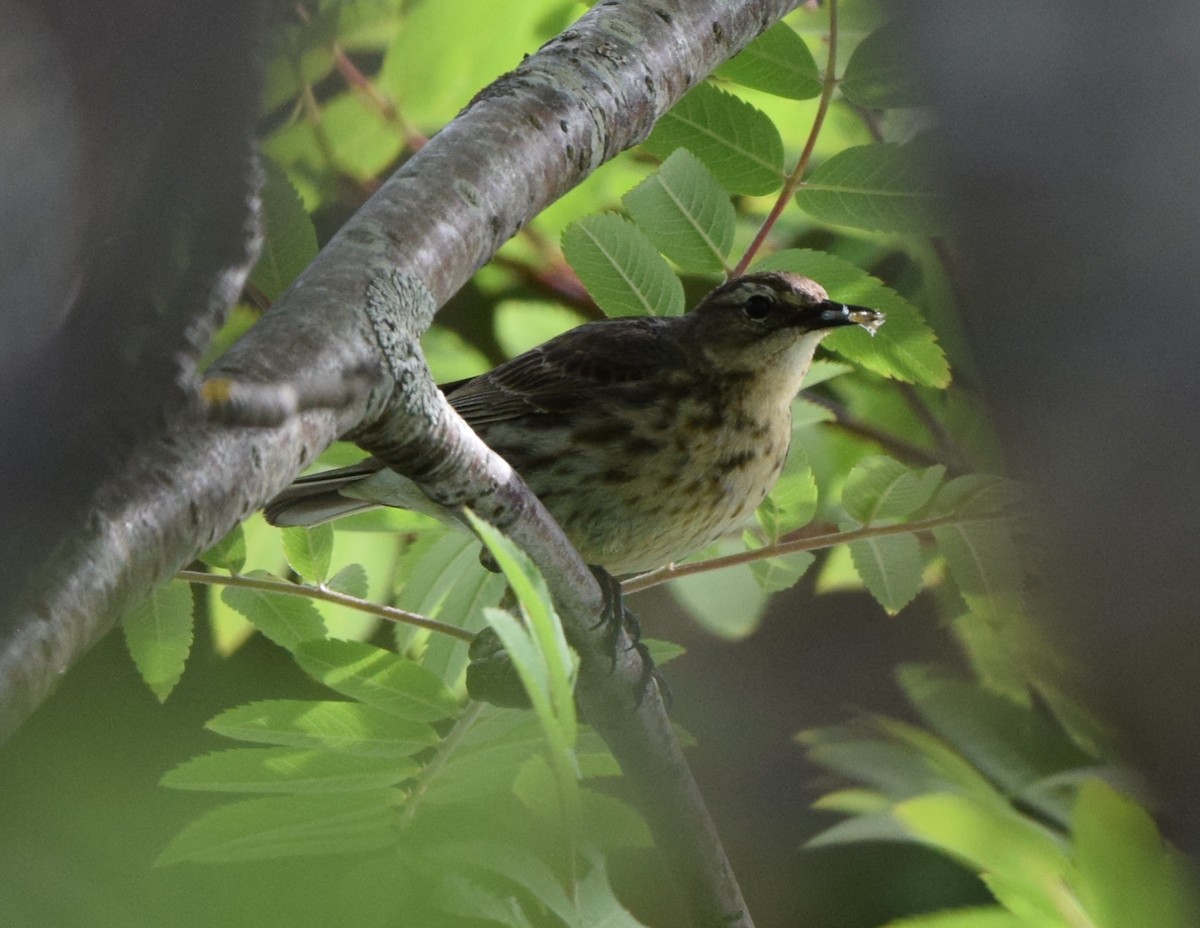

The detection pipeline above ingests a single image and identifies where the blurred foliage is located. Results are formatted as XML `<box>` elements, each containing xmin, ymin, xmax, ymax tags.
<box><xmin>4</xmin><ymin>1</ymin><xmax>1190</xmax><ymax>927</ymax></box>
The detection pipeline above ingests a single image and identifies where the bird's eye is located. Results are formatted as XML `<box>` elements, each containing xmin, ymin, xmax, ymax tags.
<box><xmin>742</xmin><ymin>294</ymin><xmax>773</xmax><ymax>322</ymax></box>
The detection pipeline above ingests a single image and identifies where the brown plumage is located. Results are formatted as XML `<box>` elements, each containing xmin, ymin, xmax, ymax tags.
<box><xmin>266</xmin><ymin>271</ymin><xmax>883</xmax><ymax>574</ymax></box>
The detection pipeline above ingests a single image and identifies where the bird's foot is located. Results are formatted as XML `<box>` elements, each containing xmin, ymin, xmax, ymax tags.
<box><xmin>464</xmin><ymin>566</ymin><xmax>669</xmax><ymax>710</ymax></box>
<box><xmin>588</xmin><ymin>566</ymin><xmax>669</xmax><ymax>710</ymax></box>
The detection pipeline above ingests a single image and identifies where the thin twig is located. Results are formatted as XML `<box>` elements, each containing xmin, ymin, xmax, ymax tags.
<box><xmin>733</xmin><ymin>0</ymin><xmax>840</xmax><ymax>277</ymax></box>
<box><xmin>622</xmin><ymin>508</ymin><xmax>1013</xmax><ymax>593</ymax></box>
<box><xmin>175</xmin><ymin>568</ymin><xmax>474</xmax><ymax>642</ymax></box>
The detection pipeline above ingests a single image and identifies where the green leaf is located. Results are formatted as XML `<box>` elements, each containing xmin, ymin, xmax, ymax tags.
<box><xmin>162</xmin><ymin>747</ymin><xmax>418</xmax><ymax>793</ymax></box>
<box><xmin>931</xmin><ymin>474</ymin><xmax>1023</xmax><ymax>517</ymax></box>
<box><xmin>221</xmin><ymin>577</ymin><xmax>326</xmax><ymax>651</ymax></box>
<box><xmin>469</xmin><ymin>515</ymin><xmax>578</xmax><ymax>752</ymax></box>
<box><xmin>670</xmin><ymin>559</ymin><xmax>768</xmax><ymax>640</ymax></box>
<box><xmin>561</xmin><ymin>213</ymin><xmax>684</xmax><ymax>317</ymax></box>
<box><xmin>757</xmin><ymin>457</ymin><xmax>819</xmax><ymax>539</ymax></box>
<box><xmin>795</xmin><ymin>140</ymin><xmax>947</xmax><ymax>234</ymax></box>
<box><xmin>199</xmin><ymin>523</ymin><xmax>246</xmax><ymax>573</ymax></box>
<box><xmin>206</xmin><ymin>699</ymin><xmax>438</xmax><ymax>757</ymax></box>
<box><xmin>121</xmin><ymin>581</ymin><xmax>194</xmax><ymax>701</ymax></box>
<box><xmin>880</xmin><ymin>907</ymin><xmax>1025</xmax><ymax>928</ymax></box>
<box><xmin>745</xmin><ymin>533</ymin><xmax>815</xmax><ymax>595</ymax></box>
<box><xmin>714</xmin><ymin>21</ymin><xmax>821</xmax><ymax>100</ymax></box>
<box><xmin>248</xmin><ymin>158</ymin><xmax>318</xmax><ymax>300</ymax></box>
<box><xmin>281</xmin><ymin>523</ymin><xmax>334</xmax><ymax>582</ymax></box>
<box><xmin>157</xmin><ymin>791</ymin><xmax>399</xmax><ymax>864</ymax></box>
<box><xmin>848</xmin><ymin>531</ymin><xmax>923</xmax><ymax>613</ymax></box>
<box><xmin>755</xmin><ymin>249</ymin><xmax>950</xmax><ymax>387</ymax></box>
<box><xmin>897</xmin><ymin>666</ymin><xmax>1096</xmax><ymax>809</ymax></box>
<box><xmin>494</xmin><ymin>299</ymin><xmax>588</xmax><ymax>358</ymax></box>
<box><xmin>326</xmin><ymin>562</ymin><xmax>369</xmax><ymax>599</ymax></box>
<box><xmin>933</xmin><ymin>517</ymin><xmax>1021</xmax><ymax>603</ymax></box>
<box><xmin>840</xmin><ymin>20</ymin><xmax>928</xmax><ymax>109</ymax></box>
<box><xmin>1072</xmin><ymin>779</ymin><xmax>1200</xmax><ymax>928</ymax></box>
<box><xmin>622</xmin><ymin>149</ymin><xmax>735</xmax><ymax>272</ymax></box>
<box><xmin>642</xmin><ymin>83</ymin><xmax>784</xmax><ymax>195</ymax></box>
<box><xmin>843</xmin><ymin>456</ymin><xmax>945</xmax><ymax>524</ymax></box>
<box><xmin>798</xmin><ymin>719</ymin><xmax>997</xmax><ymax>801</ymax></box>
<box><xmin>294</xmin><ymin>639</ymin><xmax>459</xmax><ymax>721</ymax></box>
<box><xmin>894</xmin><ymin>794</ymin><xmax>1071</xmax><ymax>919</ymax></box>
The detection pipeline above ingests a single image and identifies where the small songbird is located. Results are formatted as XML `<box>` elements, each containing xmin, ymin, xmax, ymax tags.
<box><xmin>266</xmin><ymin>272</ymin><xmax>883</xmax><ymax>575</ymax></box>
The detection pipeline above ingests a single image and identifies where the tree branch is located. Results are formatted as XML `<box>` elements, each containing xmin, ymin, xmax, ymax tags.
<box><xmin>3</xmin><ymin>2</ymin><xmax>806</xmax><ymax>925</ymax></box>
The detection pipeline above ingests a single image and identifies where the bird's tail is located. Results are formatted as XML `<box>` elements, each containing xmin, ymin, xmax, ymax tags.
<box><xmin>264</xmin><ymin>462</ymin><xmax>383</xmax><ymax>527</ymax></box>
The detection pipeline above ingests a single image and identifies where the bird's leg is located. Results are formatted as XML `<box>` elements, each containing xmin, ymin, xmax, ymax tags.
<box><xmin>465</xmin><ymin>562</ymin><xmax>668</xmax><ymax>710</ymax></box>
<box><xmin>588</xmin><ymin>565</ymin><xmax>670</xmax><ymax>710</ymax></box>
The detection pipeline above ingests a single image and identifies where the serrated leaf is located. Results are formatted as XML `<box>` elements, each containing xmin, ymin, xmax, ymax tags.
<box><xmin>122</xmin><ymin>581</ymin><xmax>194</xmax><ymax>701</ymax></box>
<box><xmin>294</xmin><ymin>639</ymin><xmax>459</xmax><ymax>721</ymax></box>
<box><xmin>893</xmin><ymin>793</ymin><xmax>1071</xmax><ymax>915</ymax></box>
<box><xmin>1072</xmin><ymin>780</ymin><xmax>1200</xmax><ymax>928</ymax></box>
<box><xmin>849</xmin><ymin>532</ymin><xmax>923</xmax><ymax>613</ymax></box>
<box><xmin>326</xmin><ymin>562</ymin><xmax>369</xmax><ymax>598</ymax></box>
<box><xmin>714</xmin><ymin>21</ymin><xmax>821</xmax><ymax>100</ymax></box>
<box><xmin>933</xmin><ymin>518</ymin><xmax>1021</xmax><ymax>603</ymax></box>
<box><xmin>840</xmin><ymin>20</ymin><xmax>928</xmax><ymax>109</ymax></box>
<box><xmin>755</xmin><ymin>249</ymin><xmax>950</xmax><ymax>387</ymax></box>
<box><xmin>158</xmin><ymin>791</ymin><xmax>398</xmax><ymax>865</ymax></box>
<box><xmin>470</xmin><ymin>515</ymin><xmax>577</xmax><ymax>754</ymax></box>
<box><xmin>745</xmin><ymin>532</ymin><xmax>815</xmax><ymax>594</ymax></box>
<box><xmin>843</xmin><ymin>457</ymin><xmax>945</xmax><ymax>524</ymax></box>
<box><xmin>897</xmin><ymin>666</ymin><xmax>1096</xmax><ymax>811</ymax></box>
<box><xmin>248</xmin><ymin>158</ymin><xmax>318</xmax><ymax>300</ymax></box>
<box><xmin>199</xmin><ymin>523</ymin><xmax>246</xmax><ymax>573</ymax></box>
<box><xmin>757</xmin><ymin>459</ymin><xmax>819</xmax><ymax>539</ymax></box>
<box><xmin>206</xmin><ymin>699</ymin><xmax>438</xmax><ymax>757</ymax></box>
<box><xmin>796</xmin><ymin>140</ymin><xmax>946</xmax><ymax>234</ymax></box>
<box><xmin>221</xmin><ymin>578</ymin><xmax>326</xmax><ymax>650</ymax></box>
<box><xmin>931</xmin><ymin>474</ymin><xmax>1023</xmax><ymax>517</ymax></box>
<box><xmin>562</xmin><ymin>213</ymin><xmax>684</xmax><ymax>317</ymax></box>
<box><xmin>798</xmin><ymin>720</ymin><xmax>996</xmax><ymax>800</ymax></box>
<box><xmin>282</xmin><ymin>523</ymin><xmax>334</xmax><ymax>582</ymax></box>
<box><xmin>622</xmin><ymin>148</ymin><xmax>734</xmax><ymax>272</ymax></box>
<box><xmin>162</xmin><ymin>747</ymin><xmax>418</xmax><ymax>793</ymax></box>
<box><xmin>643</xmin><ymin>83</ymin><xmax>784</xmax><ymax>196</ymax></box>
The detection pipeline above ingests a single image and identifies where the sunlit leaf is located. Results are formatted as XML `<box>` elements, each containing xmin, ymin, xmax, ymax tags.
<box><xmin>248</xmin><ymin>158</ymin><xmax>318</xmax><ymax>300</ymax></box>
<box><xmin>843</xmin><ymin>456</ymin><xmax>944</xmax><ymax>524</ymax></box>
<box><xmin>122</xmin><ymin>581</ymin><xmax>194</xmax><ymax>701</ymax></box>
<box><xmin>848</xmin><ymin>531</ymin><xmax>923</xmax><ymax>613</ymax></box>
<box><xmin>222</xmin><ymin>577</ymin><xmax>326</xmax><ymax>650</ymax></box>
<box><xmin>162</xmin><ymin>747</ymin><xmax>418</xmax><ymax>793</ymax></box>
<box><xmin>282</xmin><ymin>524</ymin><xmax>334</xmax><ymax>583</ymax></box>
<box><xmin>562</xmin><ymin>213</ymin><xmax>684</xmax><ymax>317</ymax></box>
<box><xmin>294</xmin><ymin>639</ymin><xmax>459</xmax><ymax>721</ymax></box>
<box><xmin>643</xmin><ymin>83</ymin><xmax>784</xmax><ymax>195</ymax></box>
<box><xmin>714</xmin><ymin>21</ymin><xmax>821</xmax><ymax>100</ymax></box>
<box><xmin>796</xmin><ymin>140</ymin><xmax>946</xmax><ymax>234</ymax></box>
<box><xmin>157</xmin><ymin>791</ymin><xmax>399</xmax><ymax>864</ymax></box>
<box><xmin>206</xmin><ymin>699</ymin><xmax>438</xmax><ymax>757</ymax></box>
<box><xmin>1072</xmin><ymin>779</ymin><xmax>1200</xmax><ymax>928</ymax></box>
<box><xmin>623</xmin><ymin>148</ymin><xmax>735</xmax><ymax>272</ymax></box>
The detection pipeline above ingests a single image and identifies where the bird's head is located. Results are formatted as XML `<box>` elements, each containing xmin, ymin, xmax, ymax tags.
<box><xmin>682</xmin><ymin>272</ymin><xmax>883</xmax><ymax>396</ymax></box>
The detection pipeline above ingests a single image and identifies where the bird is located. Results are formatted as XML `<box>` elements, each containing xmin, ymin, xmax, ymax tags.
<box><xmin>266</xmin><ymin>271</ymin><xmax>883</xmax><ymax>576</ymax></box>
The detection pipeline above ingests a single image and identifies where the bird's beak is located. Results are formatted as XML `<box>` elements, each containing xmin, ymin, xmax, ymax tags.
<box><xmin>814</xmin><ymin>300</ymin><xmax>885</xmax><ymax>336</ymax></box>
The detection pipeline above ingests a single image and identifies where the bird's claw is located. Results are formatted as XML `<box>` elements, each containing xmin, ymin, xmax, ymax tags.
<box><xmin>588</xmin><ymin>566</ymin><xmax>668</xmax><ymax>709</ymax></box>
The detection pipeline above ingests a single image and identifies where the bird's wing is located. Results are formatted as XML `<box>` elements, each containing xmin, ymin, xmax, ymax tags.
<box><xmin>446</xmin><ymin>316</ymin><xmax>681</xmax><ymax>425</ymax></box>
